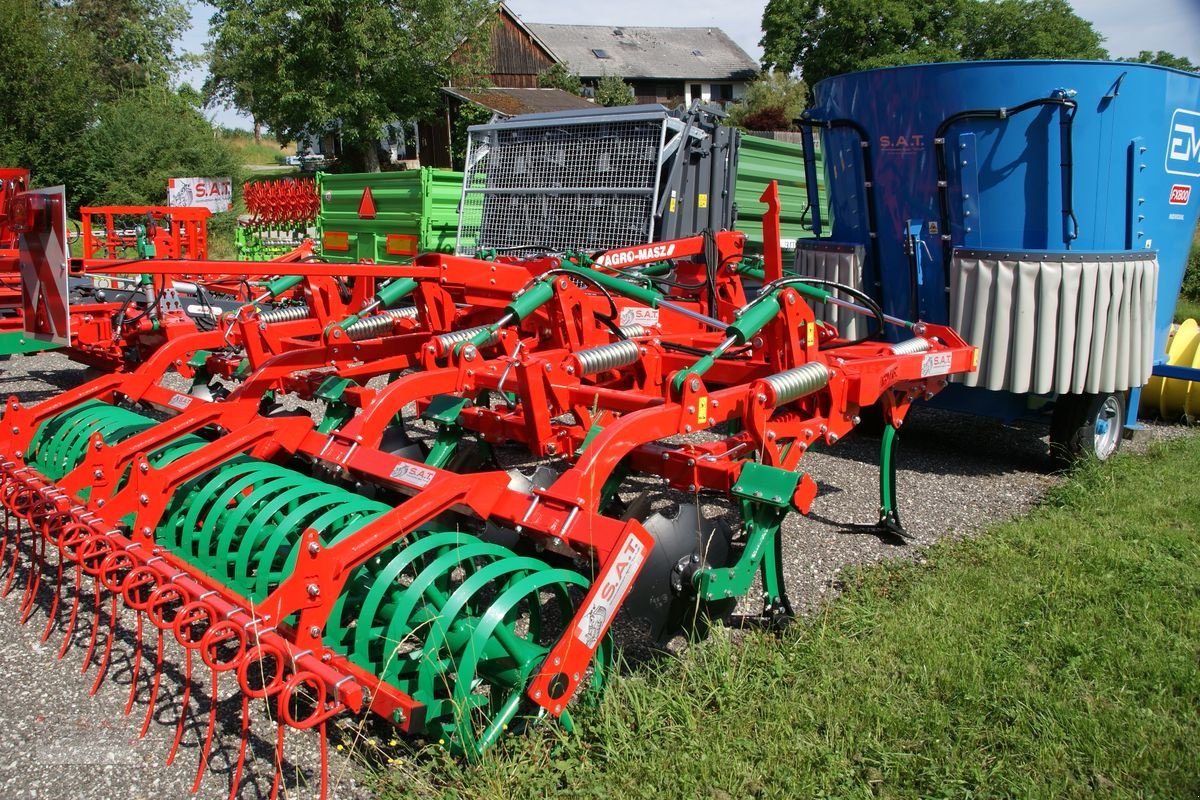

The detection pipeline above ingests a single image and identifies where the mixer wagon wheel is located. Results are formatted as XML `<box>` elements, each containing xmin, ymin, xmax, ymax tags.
<box><xmin>1049</xmin><ymin>391</ymin><xmax>1126</xmax><ymax>464</ymax></box>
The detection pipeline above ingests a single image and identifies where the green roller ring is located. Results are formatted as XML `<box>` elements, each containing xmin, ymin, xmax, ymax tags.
<box><xmin>450</xmin><ymin>568</ymin><xmax>592</xmax><ymax>758</ymax></box>
<box><xmin>342</xmin><ymin>532</ymin><xmax>462</xmax><ymax>672</ymax></box>
<box><xmin>378</xmin><ymin>538</ymin><xmax>521</xmax><ymax>674</ymax></box>
<box><xmin>165</xmin><ymin>458</ymin><xmax>269</xmax><ymax>558</ymax></box>
<box><xmin>248</xmin><ymin>497</ymin><xmax>382</xmax><ymax>600</ymax></box>
<box><xmin>413</xmin><ymin>556</ymin><xmax>550</xmax><ymax>705</ymax></box>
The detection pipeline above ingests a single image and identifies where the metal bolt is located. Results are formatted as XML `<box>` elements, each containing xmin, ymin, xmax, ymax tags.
<box><xmin>662</xmin><ymin>452</ymin><xmax>670</xmax><ymax>460</ymax></box>
<box><xmin>828</xmin><ymin>433</ymin><xmax>839</xmax><ymax>443</ymax></box>
<box><xmin>139</xmin><ymin>463</ymin><xmax>149</xmax><ymax>474</ymax></box>
<box><xmin>534</xmin><ymin>690</ymin><xmax>542</xmax><ymax>699</ymax></box>
<box><xmin>757</xmin><ymin>393</ymin><xmax>767</xmax><ymax>404</ymax></box>
<box><xmin>309</xmin><ymin>625</ymin><xmax>321</xmax><ymax>637</ymax></box>
<box><xmin>684</xmin><ymin>424</ymin><xmax>692</xmax><ymax>433</ymax></box>
<box><xmin>767</xmin><ymin>431</ymin><xmax>776</xmax><ymax>440</ymax></box>
<box><xmin>689</xmin><ymin>379</ymin><xmax>700</xmax><ymax>392</ymax></box>
<box><xmin>686</xmin><ymin>458</ymin><xmax>695</xmax><ymax>467</ymax></box>
<box><xmin>546</xmin><ymin>442</ymin><xmax>557</xmax><ymax>454</ymax></box>
<box><xmin>138</xmin><ymin>494</ymin><xmax>149</xmax><ymax>506</ymax></box>
<box><xmin>306</xmin><ymin>583</ymin><xmax>320</xmax><ymax>597</ymax></box>
<box><xmin>308</xmin><ymin>542</ymin><xmax>320</xmax><ymax>555</ymax></box>
<box><xmin>852</xmin><ymin>415</ymin><xmax>861</xmax><ymax>425</ymax></box>
<box><xmin>688</xmin><ymin>484</ymin><xmax>696</xmax><ymax>492</ymax></box>
<box><xmin>93</xmin><ymin>469</ymin><xmax>103</xmax><ymax>479</ymax></box>
<box><xmin>566</xmin><ymin>366</ymin><xmax>575</xmax><ymax>375</ymax></box>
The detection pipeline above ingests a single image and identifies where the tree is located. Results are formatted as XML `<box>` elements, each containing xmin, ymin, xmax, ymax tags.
<box><xmin>205</xmin><ymin>0</ymin><xmax>495</xmax><ymax>172</ymax></box>
<box><xmin>74</xmin><ymin>89</ymin><xmax>241</xmax><ymax>206</ymax></box>
<box><xmin>960</xmin><ymin>0</ymin><xmax>1106</xmax><ymax>61</ymax></box>
<box><xmin>595</xmin><ymin>74</ymin><xmax>634</xmax><ymax>107</ymax></box>
<box><xmin>761</xmin><ymin>0</ymin><xmax>1107</xmax><ymax>87</ymax></box>
<box><xmin>725</xmin><ymin>70</ymin><xmax>808</xmax><ymax>131</ymax></box>
<box><xmin>1124</xmin><ymin>50</ymin><xmax>1199</xmax><ymax>72</ymax></box>
<box><xmin>64</xmin><ymin>0</ymin><xmax>189</xmax><ymax>97</ymax></box>
<box><xmin>538</xmin><ymin>63</ymin><xmax>583</xmax><ymax>95</ymax></box>
<box><xmin>0</xmin><ymin>0</ymin><xmax>99</xmax><ymax>195</ymax></box>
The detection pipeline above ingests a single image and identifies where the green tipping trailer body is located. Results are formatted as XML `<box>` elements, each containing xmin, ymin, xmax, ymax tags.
<box><xmin>734</xmin><ymin>134</ymin><xmax>825</xmax><ymax>255</ymax></box>
<box><xmin>316</xmin><ymin>168</ymin><xmax>463</xmax><ymax>263</ymax></box>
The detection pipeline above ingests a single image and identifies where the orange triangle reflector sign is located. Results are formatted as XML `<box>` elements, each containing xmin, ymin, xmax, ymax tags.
<box><xmin>358</xmin><ymin>187</ymin><xmax>377</xmax><ymax>219</ymax></box>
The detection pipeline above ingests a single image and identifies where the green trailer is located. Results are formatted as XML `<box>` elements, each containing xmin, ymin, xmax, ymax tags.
<box><xmin>316</xmin><ymin>168</ymin><xmax>463</xmax><ymax>264</ymax></box>
<box><xmin>734</xmin><ymin>134</ymin><xmax>825</xmax><ymax>255</ymax></box>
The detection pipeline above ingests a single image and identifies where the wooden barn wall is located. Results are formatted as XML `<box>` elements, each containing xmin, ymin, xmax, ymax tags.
<box><xmin>488</xmin><ymin>14</ymin><xmax>555</xmax><ymax>87</ymax></box>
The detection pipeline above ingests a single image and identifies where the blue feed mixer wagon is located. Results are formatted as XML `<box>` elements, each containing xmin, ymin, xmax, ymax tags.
<box><xmin>792</xmin><ymin>59</ymin><xmax>1200</xmax><ymax>459</ymax></box>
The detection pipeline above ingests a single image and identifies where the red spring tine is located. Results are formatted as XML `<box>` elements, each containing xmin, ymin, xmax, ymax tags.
<box><xmin>270</xmin><ymin>721</ymin><xmax>284</xmax><ymax>800</ymax></box>
<box><xmin>143</xmin><ymin>582</ymin><xmax>190</xmax><ymax>739</ymax></box>
<box><xmin>167</xmin><ymin>648</ymin><xmax>193</xmax><ymax>766</ymax></box>
<box><xmin>89</xmin><ymin>550</ymin><xmax>134</xmax><ymax>695</ymax></box>
<box><xmin>18</xmin><ymin>527</ymin><xmax>44</xmax><ymax>623</ymax></box>
<box><xmin>78</xmin><ymin>534</ymin><xmax>115</xmax><ymax>675</ymax></box>
<box><xmin>191</xmin><ymin>619</ymin><xmax>247</xmax><ymax>794</ymax></box>
<box><xmin>54</xmin><ymin>524</ymin><xmax>91</xmax><ymax>660</ymax></box>
<box><xmin>0</xmin><ymin>489</ymin><xmax>33</xmax><ymax>596</ymax></box>
<box><xmin>190</xmin><ymin>666</ymin><xmax>220</xmax><ymax>795</ymax></box>
<box><xmin>167</xmin><ymin>600</ymin><xmax>215</xmax><ymax>767</ymax></box>
<box><xmin>37</xmin><ymin>511</ymin><xmax>74</xmax><ymax>640</ymax></box>
<box><xmin>237</xmin><ymin>640</ymin><xmax>291</xmax><ymax>799</ymax></box>
<box><xmin>121</xmin><ymin>566</ymin><xmax>159</xmax><ymax>716</ymax></box>
<box><xmin>281</xmin><ymin>671</ymin><xmax>332</xmax><ymax>800</ymax></box>
<box><xmin>228</xmin><ymin>693</ymin><xmax>251</xmax><ymax>800</ymax></box>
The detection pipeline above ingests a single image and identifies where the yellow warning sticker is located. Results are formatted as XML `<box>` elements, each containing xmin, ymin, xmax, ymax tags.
<box><xmin>669</xmin><ymin>195</ymin><xmax>677</xmax><ymax>213</ymax></box>
<box><xmin>697</xmin><ymin>396</ymin><xmax>708</xmax><ymax>424</ymax></box>
<box><xmin>698</xmin><ymin>193</ymin><xmax>708</xmax><ymax>209</ymax></box>
<box><xmin>806</xmin><ymin>323</ymin><xmax>815</xmax><ymax>347</ymax></box>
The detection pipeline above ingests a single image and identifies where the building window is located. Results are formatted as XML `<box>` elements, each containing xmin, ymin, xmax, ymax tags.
<box><xmin>591</xmin><ymin>48</ymin><xmax>611</xmax><ymax>59</ymax></box>
<box><xmin>716</xmin><ymin>84</ymin><xmax>734</xmax><ymax>101</ymax></box>
<box><xmin>689</xmin><ymin>83</ymin><xmax>702</xmax><ymax>102</ymax></box>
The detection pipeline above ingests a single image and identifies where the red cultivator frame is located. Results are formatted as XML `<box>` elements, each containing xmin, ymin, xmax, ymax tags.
<box><xmin>0</xmin><ymin>184</ymin><xmax>976</xmax><ymax>797</ymax></box>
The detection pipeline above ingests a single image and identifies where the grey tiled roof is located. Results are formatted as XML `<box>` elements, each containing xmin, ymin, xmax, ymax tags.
<box><xmin>526</xmin><ymin>23</ymin><xmax>760</xmax><ymax>81</ymax></box>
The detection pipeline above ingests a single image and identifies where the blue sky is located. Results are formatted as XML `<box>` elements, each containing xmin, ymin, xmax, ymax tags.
<box><xmin>180</xmin><ymin>0</ymin><xmax>1200</xmax><ymax>130</ymax></box>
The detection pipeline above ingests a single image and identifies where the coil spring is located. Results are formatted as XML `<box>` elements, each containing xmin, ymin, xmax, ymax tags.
<box><xmin>572</xmin><ymin>339</ymin><xmax>641</xmax><ymax>375</ymax></box>
<box><xmin>891</xmin><ymin>337</ymin><xmax>931</xmax><ymax>356</ymax></box>
<box><xmin>435</xmin><ymin>325</ymin><xmax>498</xmax><ymax>352</ymax></box>
<box><xmin>344</xmin><ymin>307</ymin><xmax>419</xmax><ymax>341</ymax></box>
<box><xmin>258</xmin><ymin>304</ymin><xmax>310</xmax><ymax>324</ymax></box>
<box><xmin>618</xmin><ymin>324</ymin><xmax>648</xmax><ymax>338</ymax></box>
<box><xmin>763</xmin><ymin>362</ymin><xmax>831</xmax><ymax>404</ymax></box>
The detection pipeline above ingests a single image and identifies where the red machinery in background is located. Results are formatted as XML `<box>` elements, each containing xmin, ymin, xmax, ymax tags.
<box><xmin>0</xmin><ymin>168</ymin><xmax>31</xmax><ymax>340</ymax></box>
<box><xmin>80</xmin><ymin>205</ymin><xmax>211</xmax><ymax>261</ymax></box>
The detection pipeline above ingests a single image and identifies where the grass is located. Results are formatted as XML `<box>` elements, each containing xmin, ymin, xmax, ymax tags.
<box><xmin>221</xmin><ymin>132</ymin><xmax>295</xmax><ymax>166</ymax></box>
<box><xmin>1175</xmin><ymin>295</ymin><xmax>1200</xmax><ymax>323</ymax></box>
<box><xmin>376</xmin><ymin>432</ymin><xmax>1200</xmax><ymax>800</ymax></box>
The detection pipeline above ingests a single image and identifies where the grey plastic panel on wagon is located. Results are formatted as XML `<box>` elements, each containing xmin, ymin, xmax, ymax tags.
<box><xmin>949</xmin><ymin>250</ymin><xmax>1158</xmax><ymax>395</ymax></box>
<box><xmin>792</xmin><ymin>240</ymin><xmax>867</xmax><ymax>341</ymax></box>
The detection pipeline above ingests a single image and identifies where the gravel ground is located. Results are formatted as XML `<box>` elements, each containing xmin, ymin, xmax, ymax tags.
<box><xmin>0</xmin><ymin>349</ymin><xmax>1193</xmax><ymax>799</ymax></box>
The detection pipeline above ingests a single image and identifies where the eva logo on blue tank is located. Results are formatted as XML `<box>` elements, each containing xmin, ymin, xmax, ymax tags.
<box><xmin>1166</xmin><ymin>108</ymin><xmax>1200</xmax><ymax>177</ymax></box>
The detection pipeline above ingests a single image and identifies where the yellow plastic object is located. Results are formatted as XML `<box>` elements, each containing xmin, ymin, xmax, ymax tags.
<box><xmin>1142</xmin><ymin>318</ymin><xmax>1200</xmax><ymax>419</ymax></box>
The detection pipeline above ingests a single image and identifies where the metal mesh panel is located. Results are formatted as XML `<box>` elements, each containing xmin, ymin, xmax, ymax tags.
<box><xmin>457</xmin><ymin>118</ymin><xmax>667</xmax><ymax>256</ymax></box>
